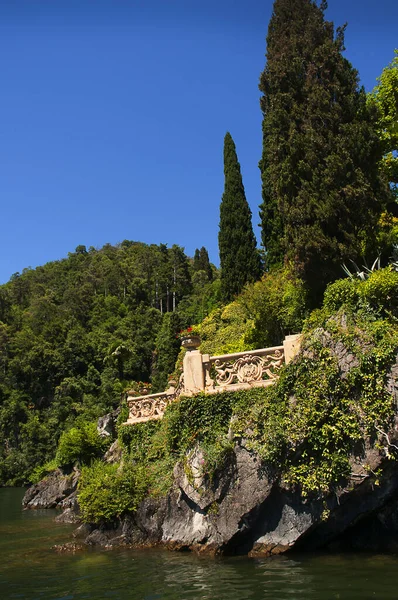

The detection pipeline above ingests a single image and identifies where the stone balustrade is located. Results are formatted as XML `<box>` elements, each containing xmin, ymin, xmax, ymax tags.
<box><xmin>124</xmin><ymin>334</ymin><xmax>301</xmax><ymax>425</ymax></box>
<box><xmin>125</xmin><ymin>390</ymin><xmax>177</xmax><ymax>425</ymax></box>
<box><xmin>202</xmin><ymin>345</ymin><xmax>285</xmax><ymax>393</ymax></box>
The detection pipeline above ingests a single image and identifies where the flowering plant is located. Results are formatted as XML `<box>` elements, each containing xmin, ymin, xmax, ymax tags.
<box><xmin>176</xmin><ymin>326</ymin><xmax>201</xmax><ymax>340</ymax></box>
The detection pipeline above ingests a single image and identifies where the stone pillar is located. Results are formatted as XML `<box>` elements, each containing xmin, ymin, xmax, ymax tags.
<box><xmin>283</xmin><ymin>334</ymin><xmax>302</xmax><ymax>364</ymax></box>
<box><xmin>183</xmin><ymin>348</ymin><xmax>205</xmax><ymax>394</ymax></box>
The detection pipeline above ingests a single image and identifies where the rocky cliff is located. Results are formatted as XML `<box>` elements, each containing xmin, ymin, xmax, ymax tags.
<box><xmin>23</xmin><ymin>313</ymin><xmax>398</xmax><ymax>556</ymax></box>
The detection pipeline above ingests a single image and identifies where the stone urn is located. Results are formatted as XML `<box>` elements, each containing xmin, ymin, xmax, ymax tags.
<box><xmin>181</xmin><ymin>335</ymin><xmax>201</xmax><ymax>350</ymax></box>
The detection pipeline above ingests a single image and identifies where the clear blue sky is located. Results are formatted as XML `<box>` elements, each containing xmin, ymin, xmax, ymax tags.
<box><xmin>0</xmin><ymin>0</ymin><xmax>397</xmax><ymax>284</ymax></box>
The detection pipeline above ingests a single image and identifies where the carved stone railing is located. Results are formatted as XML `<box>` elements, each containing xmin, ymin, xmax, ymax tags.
<box><xmin>125</xmin><ymin>391</ymin><xmax>176</xmax><ymax>424</ymax></box>
<box><xmin>123</xmin><ymin>334</ymin><xmax>301</xmax><ymax>425</ymax></box>
<box><xmin>125</xmin><ymin>377</ymin><xmax>184</xmax><ymax>425</ymax></box>
<box><xmin>202</xmin><ymin>345</ymin><xmax>284</xmax><ymax>393</ymax></box>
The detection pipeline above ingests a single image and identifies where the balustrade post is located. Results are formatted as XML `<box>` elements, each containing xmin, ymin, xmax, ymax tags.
<box><xmin>283</xmin><ymin>334</ymin><xmax>302</xmax><ymax>364</ymax></box>
<box><xmin>181</xmin><ymin>336</ymin><xmax>205</xmax><ymax>395</ymax></box>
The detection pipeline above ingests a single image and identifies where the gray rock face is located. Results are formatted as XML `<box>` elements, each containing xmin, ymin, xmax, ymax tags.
<box><xmin>55</xmin><ymin>496</ymin><xmax>81</xmax><ymax>524</ymax></box>
<box><xmin>83</xmin><ymin>439</ymin><xmax>398</xmax><ymax>556</ymax></box>
<box><xmin>103</xmin><ymin>440</ymin><xmax>123</xmax><ymax>464</ymax></box>
<box><xmin>97</xmin><ymin>408</ymin><xmax>119</xmax><ymax>439</ymax></box>
<box><xmin>22</xmin><ymin>468</ymin><xmax>80</xmax><ymax>513</ymax></box>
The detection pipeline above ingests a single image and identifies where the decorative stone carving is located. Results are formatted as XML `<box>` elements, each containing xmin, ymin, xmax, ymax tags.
<box><xmin>126</xmin><ymin>392</ymin><xmax>176</xmax><ymax>424</ymax></box>
<box><xmin>211</xmin><ymin>347</ymin><xmax>284</xmax><ymax>388</ymax></box>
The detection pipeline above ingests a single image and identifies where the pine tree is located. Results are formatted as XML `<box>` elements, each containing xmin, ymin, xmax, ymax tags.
<box><xmin>219</xmin><ymin>132</ymin><xmax>262</xmax><ymax>301</ymax></box>
<box><xmin>259</xmin><ymin>0</ymin><xmax>389</xmax><ymax>302</ymax></box>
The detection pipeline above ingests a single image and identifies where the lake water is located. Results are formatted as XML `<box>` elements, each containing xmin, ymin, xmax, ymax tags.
<box><xmin>1</xmin><ymin>488</ymin><xmax>398</xmax><ymax>599</ymax></box>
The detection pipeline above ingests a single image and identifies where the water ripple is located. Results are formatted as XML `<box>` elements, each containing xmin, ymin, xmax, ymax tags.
<box><xmin>2</xmin><ymin>490</ymin><xmax>398</xmax><ymax>600</ymax></box>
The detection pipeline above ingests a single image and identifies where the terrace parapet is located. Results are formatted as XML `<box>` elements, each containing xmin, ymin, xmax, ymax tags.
<box><xmin>124</xmin><ymin>334</ymin><xmax>301</xmax><ymax>425</ymax></box>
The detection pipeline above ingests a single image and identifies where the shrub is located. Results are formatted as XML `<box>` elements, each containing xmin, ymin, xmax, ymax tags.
<box><xmin>362</xmin><ymin>268</ymin><xmax>398</xmax><ymax>316</ymax></box>
<box><xmin>29</xmin><ymin>458</ymin><xmax>58</xmax><ymax>484</ymax></box>
<box><xmin>198</xmin><ymin>267</ymin><xmax>307</xmax><ymax>355</ymax></box>
<box><xmin>78</xmin><ymin>460</ymin><xmax>148</xmax><ymax>524</ymax></box>
<box><xmin>240</xmin><ymin>267</ymin><xmax>308</xmax><ymax>347</ymax></box>
<box><xmin>323</xmin><ymin>278</ymin><xmax>361</xmax><ymax>312</ymax></box>
<box><xmin>55</xmin><ymin>422</ymin><xmax>109</xmax><ymax>467</ymax></box>
<box><xmin>323</xmin><ymin>267</ymin><xmax>398</xmax><ymax>317</ymax></box>
<box><xmin>199</xmin><ymin>303</ymin><xmax>251</xmax><ymax>355</ymax></box>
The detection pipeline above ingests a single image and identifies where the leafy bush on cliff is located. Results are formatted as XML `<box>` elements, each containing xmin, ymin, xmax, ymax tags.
<box><xmin>55</xmin><ymin>422</ymin><xmax>110</xmax><ymax>467</ymax></box>
<box><xmin>324</xmin><ymin>267</ymin><xmax>398</xmax><ymax>317</ymax></box>
<box><xmin>240</xmin><ymin>267</ymin><xmax>308</xmax><ymax>348</ymax></box>
<box><xmin>198</xmin><ymin>267</ymin><xmax>307</xmax><ymax>355</ymax></box>
<box><xmin>78</xmin><ymin>460</ymin><xmax>147</xmax><ymax>524</ymax></box>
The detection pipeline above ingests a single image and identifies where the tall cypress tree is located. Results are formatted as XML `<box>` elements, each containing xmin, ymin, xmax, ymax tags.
<box><xmin>199</xmin><ymin>247</ymin><xmax>213</xmax><ymax>281</ymax></box>
<box><xmin>219</xmin><ymin>132</ymin><xmax>262</xmax><ymax>301</ymax></box>
<box><xmin>192</xmin><ymin>247</ymin><xmax>213</xmax><ymax>281</ymax></box>
<box><xmin>193</xmin><ymin>249</ymin><xmax>201</xmax><ymax>272</ymax></box>
<box><xmin>259</xmin><ymin>0</ymin><xmax>389</xmax><ymax>302</ymax></box>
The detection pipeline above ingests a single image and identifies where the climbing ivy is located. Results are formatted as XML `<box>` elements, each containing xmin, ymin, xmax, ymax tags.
<box><xmin>232</xmin><ymin>302</ymin><xmax>398</xmax><ymax>497</ymax></box>
<box><xmin>79</xmin><ymin>268</ymin><xmax>398</xmax><ymax>519</ymax></box>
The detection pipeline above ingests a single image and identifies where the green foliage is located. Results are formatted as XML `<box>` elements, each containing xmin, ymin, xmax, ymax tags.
<box><xmin>118</xmin><ymin>419</ymin><xmax>162</xmax><ymax>459</ymax></box>
<box><xmin>323</xmin><ymin>278</ymin><xmax>361</xmax><ymax>313</ymax></box>
<box><xmin>176</xmin><ymin>275</ymin><xmax>222</xmax><ymax>329</ymax></box>
<box><xmin>193</xmin><ymin>247</ymin><xmax>213</xmax><ymax>282</ymax></box>
<box><xmin>118</xmin><ymin>420</ymin><xmax>175</xmax><ymax>497</ymax></box>
<box><xmin>0</xmin><ymin>240</ymin><xmax>217</xmax><ymax>485</ymax></box>
<box><xmin>164</xmin><ymin>393</ymin><xmax>236</xmax><ymax>455</ymax></box>
<box><xmin>323</xmin><ymin>267</ymin><xmax>398</xmax><ymax>317</ymax></box>
<box><xmin>233</xmin><ymin>288</ymin><xmax>398</xmax><ymax>497</ymax></box>
<box><xmin>219</xmin><ymin>132</ymin><xmax>262</xmax><ymax>302</ymax></box>
<box><xmin>55</xmin><ymin>422</ymin><xmax>110</xmax><ymax>467</ymax></box>
<box><xmin>198</xmin><ymin>267</ymin><xmax>307</xmax><ymax>354</ymax></box>
<box><xmin>259</xmin><ymin>0</ymin><xmax>388</xmax><ymax>302</ymax></box>
<box><xmin>369</xmin><ymin>49</ymin><xmax>398</xmax><ymax>199</ymax></box>
<box><xmin>78</xmin><ymin>460</ymin><xmax>148</xmax><ymax>524</ymax></box>
<box><xmin>151</xmin><ymin>312</ymin><xmax>183</xmax><ymax>393</ymax></box>
<box><xmin>362</xmin><ymin>269</ymin><xmax>398</xmax><ymax>316</ymax></box>
<box><xmin>198</xmin><ymin>302</ymin><xmax>252</xmax><ymax>355</ymax></box>
<box><xmin>29</xmin><ymin>459</ymin><xmax>58</xmax><ymax>485</ymax></box>
<box><xmin>115</xmin><ymin>391</ymin><xmax>244</xmax><ymax>506</ymax></box>
<box><xmin>240</xmin><ymin>267</ymin><xmax>308</xmax><ymax>347</ymax></box>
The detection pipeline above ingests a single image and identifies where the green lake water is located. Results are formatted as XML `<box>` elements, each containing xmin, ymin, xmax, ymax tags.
<box><xmin>1</xmin><ymin>488</ymin><xmax>398</xmax><ymax>599</ymax></box>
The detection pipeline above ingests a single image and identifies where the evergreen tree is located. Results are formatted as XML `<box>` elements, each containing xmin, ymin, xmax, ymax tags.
<box><xmin>193</xmin><ymin>249</ymin><xmax>201</xmax><ymax>272</ymax></box>
<box><xmin>369</xmin><ymin>50</ymin><xmax>398</xmax><ymax>203</ymax></box>
<box><xmin>193</xmin><ymin>247</ymin><xmax>213</xmax><ymax>282</ymax></box>
<box><xmin>259</xmin><ymin>0</ymin><xmax>389</xmax><ymax>302</ymax></box>
<box><xmin>151</xmin><ymin>312</ymin><xmax>182</xmax><ymax>393</ymax></box>
<box><xmin>219</xmin><ymin>132</ymin><xmax>262</xmax><ymax>301</ymax></box>
<box><xmin>199</xmin><ymin>247</ymin><xmax>213</xmax><ymax>281</ymax></box>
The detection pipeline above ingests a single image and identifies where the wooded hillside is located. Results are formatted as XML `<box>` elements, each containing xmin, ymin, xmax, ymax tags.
<box><xmin>0</xmin><ymin>241</ymin><xmax>219</xmax><ymax>485</ymax></box>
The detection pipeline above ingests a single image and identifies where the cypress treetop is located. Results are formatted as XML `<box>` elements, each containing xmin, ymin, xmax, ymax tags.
<box><xmin>219</xmin><ymin>132</ymin><xmax>262</xmax><ymax>302</ymax></box>
<box><xmin>259</xmin><ymin>0</ymin><xmax>389</xmax><ymax>302</ymax></box>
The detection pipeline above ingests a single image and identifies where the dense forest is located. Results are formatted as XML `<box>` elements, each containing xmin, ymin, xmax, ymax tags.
<box><xmin>0</xmin><ymin>242</ymin><xmax>219</xmax><ymax>485</ymax></box>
